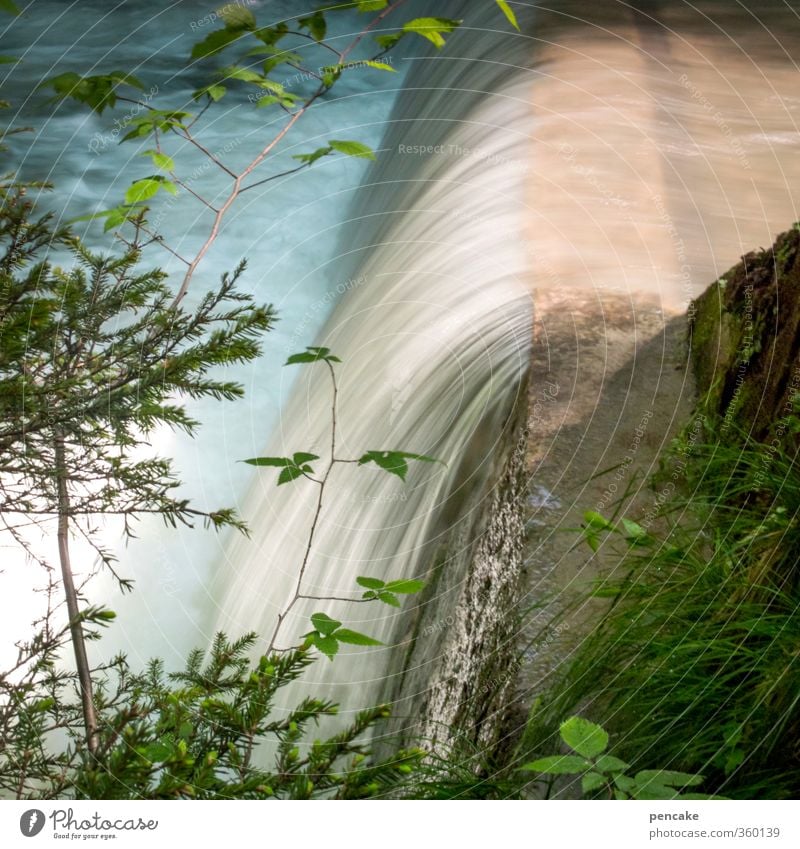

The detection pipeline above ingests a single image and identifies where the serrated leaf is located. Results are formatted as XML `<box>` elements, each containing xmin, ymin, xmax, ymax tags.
<box><xmin>631</xmin><ymin>783</ymin><xmax>680</xmax><ymax>800</ymax></box>
<box><xmin>356</xmin><ymin>576</ymin><xmax>385</xmax><ymax>590</ymax></box>
<box><xmin>310</xmin><ymin>612</ymin><xmax>341</xmax><ymax>636</ymax></box>
<box><xmin>313</xmin><ymin>633</ymin><xmax>339</xmax><ymax>660</ymax></box>
<box><xmin>357</xmin><ymin>450</ymin><xmax>439</xmax><ymax>481</ymax></box>
<box><xmin>363</xmin><ymin>60</ymin><xmax>396</xmax><ymax>72</ymax></box>
<box><xmin>595</xmin><ymin>754</ymin><xmax>629</xmax><ymax>773</ymax></box>
<box><xmin>191</xmin><ymin>28</ymin><xmax>244</xmax><ymax>60</ymax></box>
<box><xmin>69</xmin><ymin>205</ymin><xmax>141</xmax><ymax>233</ymax></box>
<box><xmin>402</xmin><ymin>17</ymin><xmax>461</xmax><ymax>49</ymax></box>
<box><xmin>581</xmin><ymin>771</ymin><xmax>606</xmax><ymax>794</ymax></box>
<box><xmin>298</xmin><ymin>11</ymin><xmax>326</xmax><ymax>41</ymax></box>
<box><xmin>278</xmin><ymin>465</ymin><xmax>304</xmax><ymax>485</ymax></box>
<box><xmin>125</xmin><ymin>177</ymin><xmax>162</xmax><ymax>204</ymax></box>
<box><xmin>520</xmin><ymin>755</ymin><xmax>593</xmax><ymax>775</ymax></box>
<box><xmin>383</xmin><ymin>579</ymin><xmax>425</xmax><ymax>594</ymax></box>
<box><xmin>329</xmin><ymin>139</ymin><xmax>376</xmax><ymax>160</ymax></box>
<box><xmin>141</xmin><ymin>149</ymin><xmax>175</xmax><ymax>171</ymax></box>
<box><xmin>495</xmin><ymin>0</ymin><xmax>520</xmax><ymax>30</ymax></box>
<box><xmin>635</xmin><ymin>770</ymin><xmax>704</xmax><ymax>789</ymax></box>
<box><xmin>220</xmin><ymin>6</ymin><xmax>256</xmax><ymax>30</ymax></box>
<box><xmin>195</xmin><ymin>83</ymin><xmax>227</xmax><ymax>102</ymax></box>
<box><xmin>285</xmin><ymin>346</ymin><xmax>341</xmax><ymax>365</ymax></box>
<box><xmin>377</xmin><ymin>591</ymin><xmax>400</xmax><ymax>607</ymax></box>
<box><xmin>334</xmin><ymin>629</ymin><xmax>383</xmax><ymax>646</ymax></box>
<box><xmin>291</xmin><ymin>146</ymin><xmax>333</xmax><ymax>164</ymax></box>
<box><xmin>375</xmin><ymin>32</ymin><xmax>405</xmax><ymax>50</ymax></box>
<box><xmin>559</xmin><ymin>716</ymin><xmax>608</xmax><ymax>758</ymax></box>
<box><xmin>102</xmin><ymin>207</ymin><xmax>133</xmax><ymax>232</ymax></box>
<box><xmin>292</xmin><ymin>452</ymin><xmax>319</xmax><ymax>465</ymax></box>
<box><xmin>614</xmin><ymin>774</ymin><xmax>637</xmax><ymax>793</ymax></box>
<box><xmin>243</xmin><ymin>456</ymin><xmax>291</xmax><ymax>467</ymax></box>
<box><xmin>221</xmin><ymin>65</ymin><xmax>266</xmax><ymax>85</ymax></box>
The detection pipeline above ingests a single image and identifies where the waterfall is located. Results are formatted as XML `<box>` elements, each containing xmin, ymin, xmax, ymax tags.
<box><xmin>212</xmin><ymin>1</ymin><xmax>537</xmax><ymax>728</ymax></box>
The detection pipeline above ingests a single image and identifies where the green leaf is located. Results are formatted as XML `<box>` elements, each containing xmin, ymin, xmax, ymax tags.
<box><xmin>219</xmin><ymin>6</ymin><xmax>256</xmax><ymax>30</ymax></box>
<box><xmin>191</xmin><ymin>28</ymin><xmax>245</xmax><ymax>60</ymax></box>
<box><xmin>125</xmin><ymin>177</ymin><xmax>164</xmax><ymax>204</ymax></box>
<box><xmin>310</xmin><ymin>612</ymin><xmax>341</xmax><ymax>636</ymax></box>
<box><xmin>94</xmin><ymin>609</ymin><xmax>117</xmax><ymax>621</ymax></box>
<box><xmin>298</xmin><ymin>11</ymin><xmax>327</xmax><ymax>41</ymax></box>
<box><xmin>584</xmin><ymin>510</ymin><xmax>613</xmax><ymax>530</ymax></box>
<box><xmin>581</xmin><ymin>771</ymin><xmax>607</xmax><ymax>794</ymax></box>
<box><xmin>595</xmin><ymin>755</ymin><xmax>629</xmax><ymax>773</ymax></box>
<box><xmin>614</xmin><ymin>774</ymin><xmax>637</xmax><ymax>793</ymax></box>
<box><xmin>285</xmin><ymin>346</ymin><xmax>341</xmax><ymax>365</ymax></box>
<box><xmin>143</xmin><ymin>740</ymin><xmax>173</xmax><ymax>762</ymax></box>
<box><xmin>375</xmin><ymin>33</ymin><xmax>405</xmax><ymax>50</ymax></box>
<box><xmin>312</xmin><ymin>633</ymin><xmax>339</xmax><ymax>660</ymax></box>
<box><xmin>120</xmin><ymin>111</ymin><xmax>191</xmax><ymax>141</ymax></box>
<box><xmin>321</xmin><ymin>65</ymin><xmax>343</xmax><ymax>87</ymax></box>
<box><xmin>0</xmin><ymin>0</ymin><xmax>20</xmax><ymax>15</ymax></box>
<box><xmin>141</xmin><ymin>149</ymin><xmax>175</xmax><ymax>171</ymax></box>
<box><xmin>357</xmin><ymin>450</ymin><xmax>439</xmax><ymax>481</ymax></box>
<box><xmin>383</xmin><ymin>579</ymin><xmax>425</xmax><ymax>594</ymax></box>
<box><xmin>292</xmin><ymin>452</ymin><xmax>319</xmax><ymax>465</ymax></box>
<box><xmin>0</xmin><ymin>55</ymin><xmax>18</xmax><ymax>64</ymax></box>
<box><xmin>329</xmin><ymin>139</ymin><xmax>376</xmax><ymax>160</ymax></box>
<box><xmin>292</xmin><ymin>146</ymin><xmax>334</xmax><ymax>164</ymax></box>
<box><xmin>362</xmin><ymin>60</ymin><xmax>396</xmax><ymax>72</ymax></box>
<box><xmin>622</xmin><ymin>517</ymin><xmax>648</xmax><ymax>541</ymax></box>
<box><xmin>356</xmin><ymin>576</ymin><xmax>385</xmax><ymax>590</ymax></box>
<box><xmin>376</xmin><ymin>591</ymin><xmax>400</xmax><ymax>607</ymax></box>
<box><xmin>635</xmin><ymin>770</ymin><xmax>704</xmax><ymax>789</ymax></box>
<box><xmin>334</xmin><ymin>629</ymin><xmax>383</xmax><ymax>646</ymax></box>
<box><xmin>631</xmin><ymin>783</ymin><xmax>680</xmax><ymax>801</ymax></box>
<box><xmin>495</xmin><ymin>0</ymin><xmax>520</xmax><ymax>31</ymax></box>
<box><xmin>68</xmin><ymin>205</ymin><xmax>142</xmax><ymax>233</ymax></box>
<box><xmin>41</xmin><ymin>70</ymin><xmax>144</xmax><ymax>114</ymax></box>
<box><xmin>402</xmin><ymin>17</ymin><xmax>461</xmax><ymax>49</ymax></box>
<box><xmin>559</xmin><ymin>716</ymin><xmax>609</xmax><ymax>758</ymax></box>
<box><xmin>194</xmin><ymin>83</ymin><xmax>228</xmax><ymax>102</ymax></box>
<box><xmin>520</xmin><ymin>755</ymin><xmax>593</xmax><ymax>775</ymax></box>
<box><xmin>681</xmin><ymin>793</ymin><xmax>727</xmax><ymax>800</ymax></box>
<box><xmin>243</xmin><ymin>456</ymin><xmax>291</xmax><ymax>467</ymax></box>
<box><xmin>221</xmin><ymin>65</ymin><xmax>267</xmax><ymax>85</ymax></box>
<box><xmin>358</xmin><ymin>0</ymin><xmax>389</xmax><ymax>10</ymax></box>
<box><xmin>278</xmin><ymin>465</ymin><xmax>304</xmax><ymax>485</ymax></box>
<box><xmin>30</xmin><ymin>697</ymin><xmax>55</xmax><ymax>713</ymax></box>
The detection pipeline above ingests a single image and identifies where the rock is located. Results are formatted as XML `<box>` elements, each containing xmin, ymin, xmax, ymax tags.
<box><xmin>690</xmin><ymin>225</ymin><xmax>800</xmax><ymax>442</ymax></box>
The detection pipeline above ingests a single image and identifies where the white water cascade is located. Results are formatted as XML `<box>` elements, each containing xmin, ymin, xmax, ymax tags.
<box><xmin>212</xmin><ymin>2</ymin><xmax>537</xmax><ymax>729</ymax></box>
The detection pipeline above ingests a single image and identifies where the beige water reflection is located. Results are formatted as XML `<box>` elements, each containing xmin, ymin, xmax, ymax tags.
<box><xmin>529</xmin><ymin>0</ymin><xmax>800</xmax><ymax>309</ymax></box>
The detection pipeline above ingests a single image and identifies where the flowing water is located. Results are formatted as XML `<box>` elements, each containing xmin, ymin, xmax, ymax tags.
<box><xmin>210</xmin><ymin>2</ymin><xmax>537</xmax><ymax>723</ymax></box>
<box><xmin>4</xmin><ymin>0</ymin><xmax>800</xmax><ymax>750</ymax></box>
